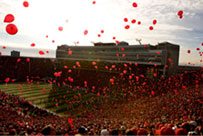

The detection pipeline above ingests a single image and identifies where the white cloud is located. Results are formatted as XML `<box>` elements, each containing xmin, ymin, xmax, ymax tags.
<box><xmin>0</xmin><ymin>0</ymin><xmax>203</xmax><ymax>65</ymax></box>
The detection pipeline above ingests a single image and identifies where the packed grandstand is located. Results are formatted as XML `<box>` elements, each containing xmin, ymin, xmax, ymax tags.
<box><xmin>1</xmin><ymin>0</ymin><xmax>203</xmax><ymax>135</ymax></box>
<box><xmin>0</xmin><ymin>69</ymin><xmax>203</xmax><ymax>135</ymax></box>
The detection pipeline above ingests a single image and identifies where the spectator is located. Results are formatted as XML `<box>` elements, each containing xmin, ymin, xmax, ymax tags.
<box><xmin>190</xmin><ymin>121</ymin><xmax>198</xmax><ymax>131</ymax></box>
<box><xmin>41</xmin><ymin>125</ymin><xmax>56</xmax><ymax>135</ymax></box>
<box><xmin>126</xmin><ymin>129</ymin><xmax>135</xmax><ymax>135</ymax></box>
<box><xmin>101</xmin><ymin>129</ymin><xmax>109</xmax><ymax>136</ymax></box>
<box><xmin>9</xmin><ymin>129</ymin><xmax>17</xmax><ymax>135</ymax></box>
<box><xmin>110</xmin><ymin>129</ymin><xmax>119</xmax><ymax>136</ymax></box>
<box><xmin>76</xmin><ymin>126</ymin><xmax>88</xmax><ymax>136</ymax></box>
<box><xmin>137</xmin><ymin>128</ymin><xmax>148</xmax><ymax>135</ymax></box>
<box><xmin>159</xmin><ymin>126</ymin><xmax>175</xmax><ymax>135</ymax></box>
<box><xmin>175</xmin><ymin>128</ymin><xmax>187</xmax><ymax>135</ymax></box>
<box><xmin>0</xmin><ymin>69</ymin><xmax>203</xmax><ymax>135</ymax></box>
<box><xmin>181</xmin><ymin>122</ymin><xmax>190</xmax><ymax>133</ymax></box>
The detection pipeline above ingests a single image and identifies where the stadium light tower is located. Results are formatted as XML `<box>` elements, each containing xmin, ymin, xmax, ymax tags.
<box><xmin>136</xmin><ymin>39</ymin><xmax>142</xmax><ymax>45</ymax></box>
<box><xmin>90</xmin><ymin>41</ymin><xmax>95</xmax><ymax>45</ymax></box>
<box><xmin>73</xmin><ymin>42</ymin><xmax>77</xmax><ymax>46</ymax></box>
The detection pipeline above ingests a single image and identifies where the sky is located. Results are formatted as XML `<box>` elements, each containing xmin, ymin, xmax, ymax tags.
<box><xmin>0</xmin><ymin>0</ymin><xmax>203</xmax><ymax>65</ymax></box>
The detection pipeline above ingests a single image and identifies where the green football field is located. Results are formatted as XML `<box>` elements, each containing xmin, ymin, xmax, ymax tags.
<box><xmin>0</xmin><ymin>82</ymin><xmax>52</xmax><ymax>108</ymax></box>
<box><xmin>0</xmin><ymin>82</ymin><xmax>111</xmax><ymax>116</ymax></box>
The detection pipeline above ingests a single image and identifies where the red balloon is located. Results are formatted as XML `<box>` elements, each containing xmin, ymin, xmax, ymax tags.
<box><xmin>92</xmin><ymin>61</ymin><xmax>96</xmax><ymax>65</ymax></box>
<box><xmin>68</xmin><ymin>51</ymin><xmax>72</xmax><ymax>55</ymax></box>
<box><xmin>4</xmin><ymin>14</ymin><xmax>15</xmax><ymax>23</ymax></box>
<box><xmin>151</xmin><ymin>91</ymin><xmax>155</xmax><ymax>95</ymax></box>
<box><xmin>132</xmin><ymin>2</ymin><xmax>138</xmax><ymax>8</ymax></box>
<box><xmin>6</xmin><ymin>24</ymin><xmax>18</xmax><ymax>35</ymax></box>
<box><xmin>39</xmin><ymin>51</ymin><xmax>45</xmax><ymax>55</ymax></box>
<box><xmin>68</xmin><ymin>119</ymin><xmax>73</xmax><ymax>124</ymax></box>
<box><xmin>179</xmin><ymin>15</ymin><xmax>183</xmax><ymax>19</ymax></box>
<box><xmin>153</xmin><ymin>20</ymin><xmax>157</xmax><ymax>25</ymax></box>
<box><xmin>178</xmin><ymin>10</ymin><xmax>183</xmax><ymax>16</ymax></box>
<box><xmin>5</xmin><ymin>78</ymin><xmax>10</xmax><ymax>83</ymax></box>
<box><xmin>124</xmin><ymin>18</ymin><xmax>128</xmax><ymax>22</ymax></box>
<box><xmin>17</xmin><ymin>58</ymin><xmax>21</xmax><ymax>62</ymax></box>
<box><xmin>92</xmin><ymin>1</ymin><xmax>96</xmax><ymax>4</ymax></box>
<box><xmin>149</xmin><ymin>26</ymin><xmax>154</xmax><ymax>30</ymax></box>
<box><xmin>84</xmin><ymin>30</ymin><xmax>88</xmax><ymax>35</ymax></box>
<box><xmin>131</xmin><ymin>19</ymin><xmax>136</xmax><ymax>24</ymax></box>
<box><xmin>23</xmin><ymin>1</ymin><xmax>29</xmax><ymax>7</ymax></box>
<box><xmin>110</xmin><ymin>78</ymin><xmax>114</xmax><ymax>83</ymax></box>
<box><xmin>168</xmin><ymin>58</ymin><xmax>172</xmax><ymax>62</ymax></box>
<box><xmin>125</xmin><ymin>25</ymin><xmax>130</xmax><ymax>29</ymax></box>
<box><xmin>58</xmin><ymin>26</ymin><xmax>63</xmax><ymax>31</ymax></box>
<box><xmin>178</xmin><ymin>11</ymin><xmax>183</xmax><ymax>19</ymax></box>
<box><xmin>31</xmin><ymin>43</ymin><xmax>36</xmax><ymax>47</ymax></box>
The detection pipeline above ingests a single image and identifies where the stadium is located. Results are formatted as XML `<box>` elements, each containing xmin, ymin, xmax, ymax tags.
<box><xmin>0</xmin><ymin>0</ymin><xmax>203</xmax><ymax>135</ymax></box>
<box><xmin>1</xmin><ymin>41</ymin><xmax>203</xmax><ymax>135</ymax></box>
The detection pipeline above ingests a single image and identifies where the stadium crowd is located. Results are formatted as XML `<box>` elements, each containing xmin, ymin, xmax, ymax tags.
<box><xmin>0</xmin><ymin>70</ymin><xmax>203</xmax><ymax>135</ymax></box>
<box><xmin>0</xmin><ymin>85</ymin><xmax>203</xmax><ymax>135</ymax></box>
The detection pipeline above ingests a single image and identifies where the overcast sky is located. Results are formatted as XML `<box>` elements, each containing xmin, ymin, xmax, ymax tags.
<box><xmin>0</xmin><ymin>0</ymin><xmax>203</xmax><ymax>65</ymax></box>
